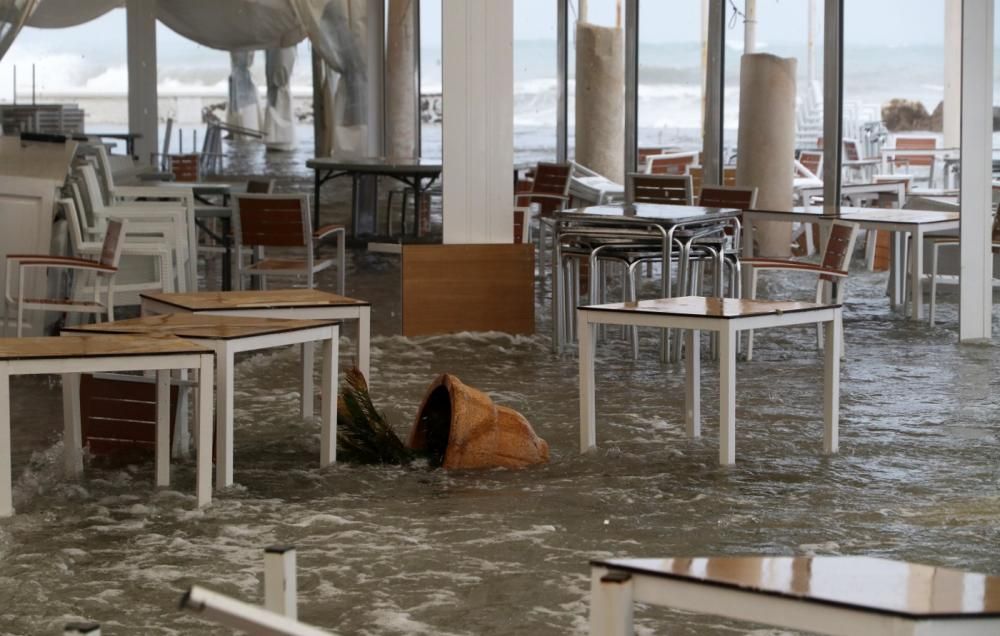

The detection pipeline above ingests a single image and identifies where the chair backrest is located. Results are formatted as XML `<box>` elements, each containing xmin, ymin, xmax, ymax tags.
<box><xmin>530</xmin><ymin>162</ymin><xmax>572</xmax><ymax>196</ymax></box>
<box><xmin>628</xmin><ymin>173</ymin><xmax>692</xmax><ymax>205</ymax></box>
<box><xmin>699</xmin><ymin>185</ymin><xmax>758</xmax><ymax>210</ymax></box>
<box><xmin>646</xmin><ymin>152</ymin><xmax>697</xmax><ymax>175</ymax></box>
<box><xmin>59</xmin><ymin>198</ymin><xmax>88</xmax><ymax>252</ymax></box>
<box><xmin>843</xmin><ymin>138</ymin><xmax>862</xmax><ymax>161</ymax></box>
<box><xmin>170</xmin><ymin>154</ymin><xmax>201</xmax><ymax>182</ymax></box>
<box><xmin>820</xmin><ymin>220</ymin><xmax>859</xmax><ymax>282</ymax></box>
<box><xmin>689</xmin><ymin>166</ymin><xmax>737</xmax><ymax>197</ymax></box>
<box><xmin>799</xmin><ymin>151</ymin><xmax>823</xmax><ymax>176</ymax></box>
<box><xmin>894</xmin><ymin>137</ymin><xmax>936</xmax><ymax>167</ymax></box>
<box><xmin>513</xmin><ymin>207</ymin><xmax>529</xmax><ymax>244</ymax></box>
<box><xmin>233</xmin><ymin>194</ymin><xmax>311</xmax><ymax>249</ymax></box>
<box><xmin>636</xmin><ymin>147</ymin><xmax>665</xmax><ymax>167</ymax></box>
<box><xmin>100</xmin><ymin>217</ymin><xmax>127</xmax><ymax>269</ymax></box>
<box><xmin>246</xmin><ymin>178</ymin><xmax>276</xmax><ymax>194</ymax></box>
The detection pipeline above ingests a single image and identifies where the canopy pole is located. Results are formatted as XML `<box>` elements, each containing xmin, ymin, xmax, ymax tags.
<box><xmin>126</xmin><ymin>0</ymin><xmax>158</xmax><ymax>162</ymax></box>
<box><xmin>702</xmin><ymin>0</ymin><xmax>725</xmax><ymax>186</ymax></box>
<box><xmin>822</xmin><ymin>0</ymin><xmax>843</xmax><ymax>216</ymax></box>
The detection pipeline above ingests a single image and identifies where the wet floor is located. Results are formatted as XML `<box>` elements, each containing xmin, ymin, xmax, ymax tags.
<box><xmin>1</xmin><ymin>142</ymin><xmax>999</xmax><ymax>635</ymax></box>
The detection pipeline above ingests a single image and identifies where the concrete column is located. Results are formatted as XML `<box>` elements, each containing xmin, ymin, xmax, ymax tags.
<box><xmin>943</xmin><ymin>0</ymin><xmax>961</xmax><ymax>148</ymax></box>
<box><xmin>442</xmin><ymin>0</ymin><xmax>513</xmax><ymax>244</ymax></box>
<box><xmin>959</xmin><ymin>0</ymin><xmax>994</xmax><ymax>341</ymax></box>
<box><xmin>386</xmin><ymin>0</ymin><xmax>418</xmax><ymax>158</ymax></box>
<box><xmin>126</xmin><ymin>0</ymin><xmax>158</xmax><ymax>163</ymax></box>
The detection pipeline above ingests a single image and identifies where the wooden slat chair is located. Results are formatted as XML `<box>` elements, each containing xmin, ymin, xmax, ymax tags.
<box><xmin>5</xmin><ymin>218</ymin><xmax>127</xmax><ymax>336</ymax></box>
<box><xmin>627</xmin><ymin>173</ymin><xmax>693</xmax><ymax>205</ymax></box>
<box><xmin>743</xmin><ymin>219</ymin><xmax>859</xmax><ymax>360</ymax></box>
<box><xmin>645</xmin><ymin>152</ymin><xmax>698</xmax><ymax>176</ymax></box>
<box><xmin>169</xmin><ymin>153</ymin><xmax>201</xmax><ymax>183</ymax></box>
<box><xmin>928</xmin><ymin>202</ymin><xmax>1000</xmax><ymax>326</ymax></box>
<box><xmin>798</xmin><ymin>150</ymin><xmax>823</xmax><ymax>181</ymax></box>
<box><xmin>79</xmin><ymin>373</ymin><xmax>180</xmax><ymax>460</ymax></box>
<box><xmin>516</xmin><ymin>161</ymin><xmax>571</xmax><ymax>268</ymax></box>
<box><xmin>233</xmin><ymin>194</ymin><xmax>346</xmax><ymax>294</ymax></box>
<box><xmin>886</xmin><ymin>137</ymin><xmax>937</xmax><ymax>185</ymax></box>
<box><xmin>688</xmin><ymin>166</ymin><xmax>737</xmax><ymax>198</ymax></box>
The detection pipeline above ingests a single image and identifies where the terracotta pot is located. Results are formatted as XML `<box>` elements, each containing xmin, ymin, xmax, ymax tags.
<box><xmin>407</xmin><ymin>374</ymin><xmax>549</xmax><ymax>470</ymax></box>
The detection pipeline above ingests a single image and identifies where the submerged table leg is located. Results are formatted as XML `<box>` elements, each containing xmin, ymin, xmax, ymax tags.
<box><xmin>0</xmin><ymin>368</ymin><xmax>11</xmax><ymax>516</ymax></box>
<box><xmin>588</xmin><ymin>567</ymin><xmax>635</xmax><ymax>636</ymax></box>
<box><xmin>155</xmin><ymin>370</ymin><xmax>170</xmax><ymax>488</ymax></box>
<box><xmin>320</xmin><ymin>329</ymin><xmax>339</xmax><ymax>467</ymax></box>
<box><xmin>215</xmin><ymin>347</ymin><xmax>235</xmax><ymax>489</ymax></box>
<box><xmin>910</xmin><ymin>228</ymin><xmax>924</xmax><ymax>320</ymax></box>
<box><xmin>301</xmin><ymin>343</ymin><xmax>315</xmax><ymax>419</ymax></box>
<box><xmin>196</xmin><ymin>356</ymin><xmax>214</xmax><ymax>508</ymax></box>
<box><xmin>824</xmin><ymin>312</ymin><xmax>842</xmax><ymax>454</ymax></box>
<box><xmin>62</xmin><ymin>373</ymin><xmax>83</xmax><ymax>478</ymax></box>
<box><xmin>719</xmin><ymin>326</ymin><xmax>737</xmax><ymax>465</ymax></box>
<box><xmin>578</xmin><ymin>311</ymin><xmax>597</xmax><ymax>452</ymax></box>
<box><xmin>684</xmin><ymin>329</ymin><xmax>701</xmax><ymax>438</ymax></box>
<box><xmin>358</xmin><ymin>306</ymin><xmax>372</xmax><ymax>383</ymax></box>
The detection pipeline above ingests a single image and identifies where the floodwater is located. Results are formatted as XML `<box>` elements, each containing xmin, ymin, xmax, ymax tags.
<box><xmin>2</xmin><ymin>142</ymin><xmax>1000</xmax><ymax>635</ymax></box>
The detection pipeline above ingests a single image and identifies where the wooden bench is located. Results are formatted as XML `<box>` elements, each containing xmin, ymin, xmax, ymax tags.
<box><xmin>590</xmin><ymin>556</ymin><xmax>1000</xmax><ymax>635</ymax></box>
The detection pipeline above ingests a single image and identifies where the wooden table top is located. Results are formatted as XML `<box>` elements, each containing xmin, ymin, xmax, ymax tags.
<box><xmin>581</xmin><ymin>296</ymin><xmax>839</xmax><ymax>319</ymax></box>
<box><xmin>63</xmin><ymin>314</ymin><xmax>338</xmax><ymax>341</ymax></box>
<box><xmin>594</xmin><ymin>556</ymin><xmax>1000</xmax><ymax>619</ymax></box>
<box><xmin>141</xmin><ymin>289</ymin><xmax>370</xmax><ymax>311</ymax></box>
<box><xmin>0</xmin><ymin>334</ymin><xmax>210</xmax><ymax>361</ymax></box>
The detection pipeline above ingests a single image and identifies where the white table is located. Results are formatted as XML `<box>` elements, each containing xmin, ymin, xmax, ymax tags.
<box><xmin>578</xmin><ymin>297</ymin><xmax>842</xmax><ymax>465</ymax></box>
<box><xmin>0</xmin><ymin>334</ymin><xmax>214</xmax><ymax>517</ymax></box>
<box><xmin>140</xmin><ymin>287</ymin><xmax>372</xmax><ymax>397</ymax></box>
<box><xmin>590</xmin><ymin>556</ymin><xmax>1000</xmax><ymax>635</ymax></box>
<box><xmin>743</xmin><ymin>207</ymin><xmax>960</xmax><ymax>320</ymax></box>
<box><xmin>64</xmin><ymin>314</ymin><xmax>340</xmax><ymax>490</ymax></box>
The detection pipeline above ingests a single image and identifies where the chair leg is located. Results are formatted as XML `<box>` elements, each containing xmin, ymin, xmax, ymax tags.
<box><xmin>628</xmin><ymin>262</ymin><xmax>640</xmax><ymax>360</ymax></box>
<box><xmin>337</xmin><ymin>229</ymin><xmax>346</xmax><ymax>295</ymax></box>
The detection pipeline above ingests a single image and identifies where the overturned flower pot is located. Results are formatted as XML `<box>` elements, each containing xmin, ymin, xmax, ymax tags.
<box><xmin>407</xmin><ymin>374</ymin><xmax>549</xmax><ymax>470</ymax></box>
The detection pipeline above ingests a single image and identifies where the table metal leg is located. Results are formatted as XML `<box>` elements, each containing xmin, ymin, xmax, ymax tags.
<box><xmin>684</xmin><ymin>329</ymin><xmax>701</xmax><ymax>438</ymax></box>
<box><xmin>320</xmin><ymin>330</ymin><xmax>339</xmax><ymax>467</ymax></box>
<box><xmin>301</xmin><ymin>343</ymin><xmax>315</xmax><ymax>419</ymax></box>
<box><xmin>155</xmin><ymin>370</ymin><xmax>170</xmax><ymax>487</ymax></box>
<box><xmin>578</xmin><ymin>311</ymin><xmax>597</xmax><ymax>452</ymax></box>
<box><xmin>588</xmin><ymin>567</ymin><xmax>635</xmax><ymax>636</ymax></box>
<box><xmin>0</xmin><ymin>368</ymin><xmax>11</xmax><ymax>516</ymax></box>
<box><xmin>62</xmin><ymin>373</ymin><xmax>83</xmax><ymax>478</ymax></box>
<box><xmin>215</xmin><ymin>347</ymin><xmax>235</xmax><ymax>489</ymax></box>
<box><xmin>824</xmin><ymin>312</ymin><xmax>842</xmax><ymax>454</ymax></box>
<box><xmin>719</xmin><ymin>326</ymin><xmax>736</xmax><ymax>465</ymax></box>
<box><xmin>196</xmin><ymin>356</ymin><xmax>214</xmax><ymax>508</ymax></box>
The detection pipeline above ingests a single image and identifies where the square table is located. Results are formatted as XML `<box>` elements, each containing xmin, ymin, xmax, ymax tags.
<box><xmin>63</xmin><ymin>314</ymin><xmax>340</xmax><ymax>490</ymax></box>
<box><xmin>589</xmin><ymin>556</ymin><xmax>1000</xmax><ymax>635</ymax></box>
<box><xmin>140</xmin><ymin>288</ymin><xmax>372</xmax><ymax>402</ymax></box>
<box><xmin>578</xmin><ymin>297</ymin><xmax>842</xmax><ymax>465</ymax></box>
<box><xmin>0</xmin><ymin>334</ymin><xmax>214</xmax><ymax>517</ymax></box>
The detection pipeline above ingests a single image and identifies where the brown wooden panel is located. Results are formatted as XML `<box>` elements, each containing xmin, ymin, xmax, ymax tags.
<box><xmin>402</xmin><ymin>244</ymin><xmax>534</xmax><ymax>336</ymax></box>
<box><xmin>79</xmin><ymin>374</ymin><xmax>179</xmax><ymax>457</ymax></box>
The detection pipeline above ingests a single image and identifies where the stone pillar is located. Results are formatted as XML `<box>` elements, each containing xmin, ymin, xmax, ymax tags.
<box><xmin>575</xmin><ymin>21</ymin><xmax>624</xmax><ymax>183</ymax></box>
<box><xmin>736</xmin><ymin>53</ymin><xmax>796</xmax><ymax>257</ymax></box>
<box><xmin>126</xmin><ymin>0</ymin><xmax>158</xmax><ymax>162</ymax></box>
<box><xmin>386</xmin><ymin>0</ymin><xmax>418</xmax><ymax>158</ymax></box>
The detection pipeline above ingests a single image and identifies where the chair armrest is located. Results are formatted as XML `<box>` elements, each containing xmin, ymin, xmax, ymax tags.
<box><xmin>742</xmin><ymin>258</ymin><xmax>848</xmax><ymax>277</ymax></box>
<box><xmin>314</xmin><ymin>224</ymin><xmax>345</xmax><ymax>241</ymax></box>
<box><xmin>8</xmin><ymin>255</ymin><xmax>117</xmax><ymax>273</ymax></box>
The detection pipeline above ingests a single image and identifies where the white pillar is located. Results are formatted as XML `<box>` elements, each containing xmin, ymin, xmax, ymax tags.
<box><xmin>442</xmin><ymin>0</ymin><xmax>513</xmax><ymax>244</ymax></box>
<box><xmin>943</xmin><ymin>0</ymin><xmax>961</xmax><ymax>148</ymax></box>
<box><xmin>126</xmin><ymin>0</ymin><xmax>158</xmax><ymax>163</ymax></box>
<box><xmin>959</xmin><ymin>0</ymin><xmax>994</xmax><ymax>341</ymax></box>
<box><xmin>807</xmin><ymin>0</ymin><xmax>817</xmax><ymax>87</ymax></box>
